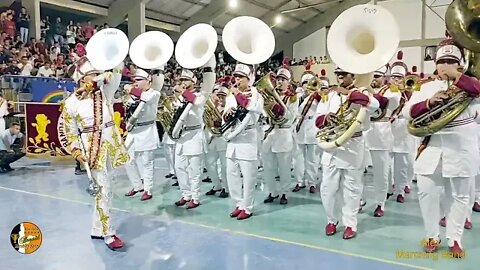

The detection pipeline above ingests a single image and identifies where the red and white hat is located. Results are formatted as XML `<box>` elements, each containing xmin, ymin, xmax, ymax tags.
<box><xmin>390</xmin><ymin>51</ymin><xmax>408</xmax><ymax>77</ymax></box>
<box><xmin>301</xmin><ymin>61</ymin><xmax>315</xmax><ymax>84</ymax></box>
<box><xmin>131</xmin><ymin>68</ymin><xmax>151</xmax><ymax>81</ymax></box>
<box><xmin>71</xmin><ymin>57</ymin><xmax>102</xmax><ymax>83</ymax></box>
<box><xmin>233</xmin><ymin>63</ymin><xmax>253</xmax><ymax>78</ymax></box>
<box><xmin>276</xmin><ymin>57</ymin><xmax>292</xmax><ymax>81</ymax></box>
<box><xmin>436</xmin><ymin>38</ymin><xmax>463</xmax><ymax>63</ymax></box>
<box><xmin>179</xmin><ymin>69</ymin><xmax>197</xmax><ymax>83</ymax></box>
<box><xmin>318</xmin><ymin>69</ymin><xmax>329</xmax><ymax>89</ymax></box>
<box><xmin>374</xmin><ymin>64</ymin><xmax>389</xmax><ymax>76</ymax></box>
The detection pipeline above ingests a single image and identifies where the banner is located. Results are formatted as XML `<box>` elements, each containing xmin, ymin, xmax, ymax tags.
<box><xmin>29</xmin><ymin>78</ymin><xmax>76</xmax><ymax>103</ymax></box>
<box><xmin>25</xmin><ymin>103</ymin><xmax>126</xmax><ymax>158</ymax></box>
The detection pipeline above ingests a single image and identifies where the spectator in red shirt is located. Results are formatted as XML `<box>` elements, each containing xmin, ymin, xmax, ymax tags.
<box><xmin>4</xmin><ymin>13</ymin><xmax>16</xmax><ymax>38</ymax></box>
<box><xmin>82</xmin><ymin>21</ymin><xmax>94</xmax><ymax>40</ymax></box>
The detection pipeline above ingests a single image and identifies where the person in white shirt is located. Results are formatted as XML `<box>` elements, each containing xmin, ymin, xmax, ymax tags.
<box><xmin>0</xmin><ymin>122</ymin><xmax>25</xmax><ymax>173</ymax></box>
<box><xmin>36</xmin><ymin>62</ymin><xmax>54</xmax><ymax>77</ymax></box>
<box><xmin>19</xmin><ymin>56</ymin><xmax>33</xmax><ymax>76</ymax></box>
<box><xmin>0</xmin><ymin>94</ymin><xmax>8</xmax><ymax>132</ymax></box>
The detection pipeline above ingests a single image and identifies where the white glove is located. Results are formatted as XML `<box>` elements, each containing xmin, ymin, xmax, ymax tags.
<box><xmin>114</xmin><ymin>61</ymin><xmax>125</xmax><ymax>72</ymax></box>
<box><xmin>202</xmin><ymin>55</ymin><xmax>216</xmax><ymax>69</ymax></box>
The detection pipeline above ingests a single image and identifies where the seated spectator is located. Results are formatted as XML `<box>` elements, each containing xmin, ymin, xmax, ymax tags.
<box><xmin>19</xmin><ymin>56</ymin><xmax>33</xmax><ymax>76</ymax></box>
<box><xmin>0</xmin><ymin>122</ymin><xmax>25</xmax><ymax>173</ymax></box>
<box><xmin>37</xmin><ymin>62</ymin><xmax>53</xmax><ymax>77</ymax></box>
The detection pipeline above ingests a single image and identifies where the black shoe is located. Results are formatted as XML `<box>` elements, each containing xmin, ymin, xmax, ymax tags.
<box><xmin>5</xmin><ymin>165</ymin><xmax>14</xmax><ymax>172</ymax></box>
<box><xmin>203</xmin><ymin>168</ymin><xmax>207</xmax><ymax>173</ymax></box>
<box><xmin>386</xmin><ymin>193</ymin><xmax>394</xmax><ymax>200</ymax></box>
<box><xmin>172</xmin><ymin>182</ymin><xmax>179</xmax><ymax>187</ymax></box>
<box><xmin>165</xmin><ymin>173</ymin><xmax>174</xmax><ymax>178</ymax></box>
<box><xmin>172</xmin><ymin>175</ymin><xmax>178</xmax><ymax>180</ymax></box>
<box><xmin>280</xmin><ymin>194</ymin><xmax>288</xmax><ymax>205</ymax></box>
<box><xmin>202</xmin><ymin>177</ymin><xmax>212</xmax><ymax>183</ymax></box>
<box><xmin>219</xmin><ymin>189</ymin><xmax>229</xmax><ymax>198</ymax></box>
<box><xmin>75</xmin><ymin>167</ymin><xmax>84</xmax><ymax>175</ymax></box>
<box><xmin>275</xmin><ymin>176</ymin><xmax>280</xmax><ymax>181</ymax></box>
<box><xmin>205</xmin><ymin>188</ymin><xmax>219</xmax><ymax>196</ymax></box>
<box><xmin>91</xmin><ymin>235</ymin><xmax>104</xmax><ymax>240</ymax></box>
<box><xmin>264</xmin><ymin>194</ymin><xmax>279</xmax><ymax>203</ymax></box>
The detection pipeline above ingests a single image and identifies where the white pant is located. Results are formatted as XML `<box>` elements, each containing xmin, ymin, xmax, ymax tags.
<box><xmin>91</xmin><ymin>160</ymin><xmax>116</xmax><ymax>239</ymax></box>
<box><xmin>164</xmin><ymin>143</ymin><xmax>175</xmax><ymax>175</ymax></box>
<box><xmin>295</xmin><ymin>144</ymin><xmax>321</xmax><ymax>187</ymax></box>
<box><xmin>227</xmin><ymin>158</ymin><xmax>257</xmax><ymax>213</ymax></box>
<box><xmin>206</xmin><ymin>150</ymin><xmax>228</xmax><ymax>190</ymax></box>
<box><xmin>371</xmin><ymin>150</ymin><xmax>392</xmax><ymax>208</ymax></box>
<box><xmin>175</xmin><ymin>154</ymin><xmax>202</xmax><ymax>201</ymax></box>
<box><xmin>263</xmin><ymin>150</ymin><xmax>292</xmax><ymax>197</ymax></box>
<box><xmin>417</xmin><ymin>162</ymin><xmax>473</xmax><ymax>247</ymax></box>
<box><xmin>321</xmin><ymin>165</ymin><xmax>363</xmax><ymax>231</ymax></box>
<box><xmin>475</xmin><ymin>174</ymin><xmax>480</xmax><ymax>203</ymax></box>
<box><xmin>391</xmin><ymin>152</ymin><xmax>414</xmax><ymax>195</ymax></box>
<box><xmin>125</xmin><ymin>150</ymin><xmax>154</xmax><ymax>192</ymax></box>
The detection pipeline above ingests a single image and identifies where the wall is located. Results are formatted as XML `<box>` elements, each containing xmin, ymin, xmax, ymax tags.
<box><xmin>292</xmin><ymin>0</ymin><xmax>450</xmax><ymax>75</ymax></box>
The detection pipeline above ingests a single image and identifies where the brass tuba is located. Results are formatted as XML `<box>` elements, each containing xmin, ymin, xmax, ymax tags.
<box><xmin>157</xmin><ymin>93</ymin><xmax>180</xmax><ymax>139</ymax></box>
<box><xmin>256</xmin><ymin>72</ymin><xmax>288</xmax><ymax>125</ymax></box>
<box><xmin>407</xmin><ymin>0</ymin><xmax>479</xmax><ymax>137</ymax></box>
<box><xmin>317</xmin><ymin>4</ymin><xmax>400</xmax><ymax>150</ymax></box>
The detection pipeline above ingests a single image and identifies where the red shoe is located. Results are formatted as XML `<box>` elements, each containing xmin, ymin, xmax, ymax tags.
<box><xmin>473</xmin><ymin>202</ymin><xmax>480</xmax><ymax>212</ymax></box>
<box><xmin>343</xmin><ymin>227</ymin><xmax>357</xmax><ymax>239</ymax></box>
<box><xmin>230</xmin><ymin>207</ymin><xmax>242</xmax><ymax>218</ymax></box>
<box><xmin>439</xmin><ymin>217</ymin><xmax>446</xmax><ymax>227</ymax></box>
<box><xmin>309</xmin><ymin>186</ymin><xmax>316</xmax><ymax>193</ymax></box>
<box><xmin>464</xmin><ymin>219</ymin><xmax>472</xmax><ymax>229</ymax></box>
<box><xmin>125</xmin><ymin>188</ymin><xmax>144</xmax><ymax>197</ymax></box>
<box><xmin>140</xmin><ymin>191</ymin><xmax>152</xmax><ymax>201</ymax></box>
<box><xmin>404</xmin><ymin>186</ymin><xmax>411</xmax><ymax>194</ymax></box>
<box><xmin>449</xmin><ymin>241</ymin><xmax>465</xmax><ymax>258</ymax></box>
<box><xmin>106</xmin><ymin>235</ymin><xmax>124</xmax><ymax>250</ymax></box>
<box><xmin>292</xmin><ymin>184</ymin><xmax>306</xmax><ymax>192</ymax></box>
<box><xmin>396</xmin><ymin>194</ymin><xmax>405</xmax><ymax>203</ymax></box>
<box><xmin>374</xmin><ymin>205</ymin><xmax>384</xmax><ymax>217</ymax></box>
<box><xmin>423</xmin><ymin>238</ymin><xmax>440</xmax><ymax>253</ymax></box>
<box><xmin>175</xmin><ymin>197</ymin><xmax>190</xmax><ymax>206</ymax></box>
<box><xmin>325</xmin><ymin>223</ymin><xmax>337</xmax><ymax>236</ymax></box>
<box><xmin>186</xmin><ymin>200</ymin><xmax>200</xmax><ymax>209</ymax></box>
<box><xmin>237</xmin><ymin>210</ymin><xmax>252</xmax><ymax>220</ymax></box>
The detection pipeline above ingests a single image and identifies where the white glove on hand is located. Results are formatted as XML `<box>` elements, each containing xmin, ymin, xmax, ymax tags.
<box><xmin>202</xmin><ymin>55</ymin><xmax>216</xmax><ymax>69</ymax></box>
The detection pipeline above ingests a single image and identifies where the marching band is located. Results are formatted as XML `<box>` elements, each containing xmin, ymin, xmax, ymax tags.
<box><xmin>59</xmin><ymin>1</ymin><xmax>479</xmax><ymax>258</ymax></box>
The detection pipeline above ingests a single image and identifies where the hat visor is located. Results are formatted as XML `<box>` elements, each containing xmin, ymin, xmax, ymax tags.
<box><xmin>436</xmin><ymin>56</ymin><xmax>460</xmax><ymax>63</ymax></box>
<box><xmin>233</xmin><ymin>71</ymin><xmax>248</xmax><ymax>77</ymax></box>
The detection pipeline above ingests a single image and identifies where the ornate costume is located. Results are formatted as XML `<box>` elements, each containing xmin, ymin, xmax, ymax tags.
<box><xmin>63</xmin><ymin>58</ymin><xmax>127</xmax><ymax>250</ymax></box>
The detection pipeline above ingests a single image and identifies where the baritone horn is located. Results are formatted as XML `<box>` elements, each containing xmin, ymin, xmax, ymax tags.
<box><xmin>318</xmin><ymin>4</ymin><xmax>400</xmax><ymax>150</ymax></box>
<box><xmin>85</xmin><ymin>28</ymin><xmax>130</xmax><ymax>70</ymax></box>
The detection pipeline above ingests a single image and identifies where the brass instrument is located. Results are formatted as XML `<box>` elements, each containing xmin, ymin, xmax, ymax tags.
<box><xmin>390</xmin><ymin>74</ymin><xmax>422</xmax><ymax>92</ymax></box>
<box><xmin>157</xmin><ymin>93</ymin><xmax>185</xmax><ymax>140</ymax></box>
<box><xmin>203</xmin><ymin>95</ymin><xmax>224</xmax><ymax>136</ymax></box>
<box><xmin>256</xmin><ymin>72</ymin><xmax>288</xmax><ymax>125</ymax></box>
<box><xmin>407</xmin><ymin>0</ymin><xmax>479</xmax><ymax>137</ymax></box>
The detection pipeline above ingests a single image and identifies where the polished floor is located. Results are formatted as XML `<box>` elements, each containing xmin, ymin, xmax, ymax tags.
<box><xmin>0</xmin><ymin>146</ymin><xmax>478</xmax><ymax>270</ymax></box>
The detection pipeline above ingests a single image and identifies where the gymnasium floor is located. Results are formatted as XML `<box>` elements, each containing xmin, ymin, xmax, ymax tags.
<box><xmin>0</xmin><ymin>146</ymin><xmax>478</xmax><ymax>270</ymax></box>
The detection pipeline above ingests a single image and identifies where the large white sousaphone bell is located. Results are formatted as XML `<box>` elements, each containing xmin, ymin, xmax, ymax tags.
<box><xmin>175</xmin><ymin>23</ymin><xmax>218</xmax><ymax>69</ymax></box>
<box><xmin>130</xmin><ymin>31</ymin><xmax>174</xmax><ymax>69</ymax></box>
<box><xmin>86</xmin><ymin>28</ymin><xmax>130</xmax><ymax>70</ymax></box>
<box><xmin>222</xmin><ymin>16</ymin><xmax>275</xmax><ymax>65</ymax></box>
<box><xmin>327</xmin><ymin>4</ymin><xmax>400</xmax><ymax>86</ymax></box>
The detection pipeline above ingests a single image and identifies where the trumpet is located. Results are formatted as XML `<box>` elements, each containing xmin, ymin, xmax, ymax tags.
<box><xmin>390</xmin><ymin>74</ymin><xmax>422</xmax><ymax>92</ymax></box>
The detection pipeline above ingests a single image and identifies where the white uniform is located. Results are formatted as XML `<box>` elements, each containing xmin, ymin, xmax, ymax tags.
<box><xmin>391</xmin><ymin>91</ymin><xmax>416</xmax><ymax>197</ymax></box>
<box><xmin>175</xmin><ymin>72</ymin><xmax>215</xmax><ymax>203</ymax></box>
<box><xmin>204</xmin><ymin>128</ymin><xmax>228</xmax><ymax>191</ymax></box>
<box><xmin>294</xmin><ymin>92</ymin><xmax>323</xmax><ymax>188</ymax></box>
<box><xmin>317</xmin><ymin>89</ymin><xmax>379</xmax><ymax>232</ymax></box>
<box><xmin>224</xmin><ymin>87</ymin><xmax>263</xmax><ymax>214</ymax></box>
<box><xmin>124</xmin><ymin>77</ymin><xmax>162</xmax><ymax>193</ymax></box>
<box><xmin>63</xmin><ymin>71</ymin><xmax>128</xmax><ymax>240</ymax></box>
<box><xmin>365</xmin><ymin>87</ymin><xmax>401</xmax><ymax>209</ymax></box>
<box><xmin>163</xmin><ymin>133</ymin><xmax>176</xmax><ymax>176</ymax></box>
<box><xmin>263</xmin><ymin>96</ymin><xmax>299</xmax><ymax>198</ymax></box>
<box><xmin>403</xmin><ymin>78</ymin><xmax>479</xmax><ymax>248</ymax></box>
